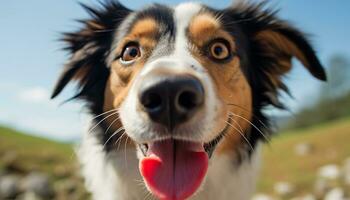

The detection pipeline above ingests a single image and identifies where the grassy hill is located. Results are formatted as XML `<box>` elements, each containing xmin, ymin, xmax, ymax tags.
<box><xmin>285</xmin><ymin>92</ymin><xmax>350</xmax><ymax>130</ymax></box>
<box><xmin>1</xmin><ymin>117</ymin><xmax>350</xmax><ymax>198</ymax></box>
<box><xmin>0</xmin><ymin>126</ymin><xmax>74</xmax><ymax>175</ymax></box>
<box><xmin>0</xmin><ymin>126</ymin><xmax>88</xmax><ymax>199</ymax></box>
<box><xmin>258</xmin><ymin>117</ymin><xmax>350</xmax><ymax>196</ymax></box>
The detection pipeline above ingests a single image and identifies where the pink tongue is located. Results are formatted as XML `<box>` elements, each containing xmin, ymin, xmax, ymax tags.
<box><xmin>139</xmin><ymin>139</ymin><xmax>208</xmax><ymax>200</ymax></box>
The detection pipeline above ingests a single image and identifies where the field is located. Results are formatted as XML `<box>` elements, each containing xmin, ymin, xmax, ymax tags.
<box><xmin>258</xmin><ymin>117</ymin><xmax>350</xmax><ymax>197</ymax></box>
<box><xmin>0</xmin><ymin>117</ymin><xmax>350</xmax><ymax>199</ymax></box>
<box><xmin>0</xmin><ymin>127</ymin><xmax>88</xmax><ymax>199</ymax></box>
<box><xmin>0</xmin><ymin>126</ymin><xmax>73</xmax><ymax>174</ymax></box>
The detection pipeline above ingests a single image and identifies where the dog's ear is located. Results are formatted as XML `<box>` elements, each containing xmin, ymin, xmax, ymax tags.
<box><xmin>227</xmin><ymin>3</ymin><xmax>326</xmax><ymax>107</ymax></box>
<box><xmin>253</xmin><ymin>28</ymin><xmax>326</xmax><ymax>80</ymax></box>
<box><xmin>51</xmin><ymin>2</ymin><xmax>130</xmax><ymax>100</ymax></box>
<box><xmin>234</xmin><ymin>3</ymin><xmax>326</xmax><ymax>80</ymax></box>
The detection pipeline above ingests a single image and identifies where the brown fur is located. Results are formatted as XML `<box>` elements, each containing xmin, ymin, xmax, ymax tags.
<box><xmin>188</xmin><ymin>14</ymin><xmax>253</xmax><ymax>154</ymax></box>
<box><xmin>189</xmin><ymin>14</ymin><xmax>236</xmax><ymax>49</ymax></box>
<box><xmin>103</xmin><ymin>18</ymin><xmax>160</xmax><ymax>139</ymax></box>
<box><xmin>256</xmin><ymin>30</ymin><xmax>309</xmax><ymax>71</ymax></box>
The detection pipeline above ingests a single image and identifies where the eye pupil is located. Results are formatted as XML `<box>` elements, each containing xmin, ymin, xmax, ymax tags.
<box><xmin>214</xmin><ymin>46</ymin><xmax>223</xmax><ymax>56</ymax></box>
<box><xmin>129</xmin><ymin>48</ymin><xmax>138</xmax><ymax>57</ymax></box>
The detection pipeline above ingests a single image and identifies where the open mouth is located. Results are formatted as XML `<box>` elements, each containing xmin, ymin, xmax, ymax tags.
<box><xmin>137</xmin><ymin>125</ymin><xmax>227</xmax><ymax>200</ymax></box>
<box><xmin>139</xmin><ymin>133</ymin><xmax>225</xmax><ymax>158</ymax></box>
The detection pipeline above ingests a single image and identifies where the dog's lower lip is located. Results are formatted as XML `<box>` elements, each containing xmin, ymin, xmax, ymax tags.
<box><xmin>139</xmin><ymin>140</ymin><xmax>210</xmax><ymax>156</ymax></box>
<box><xmin>138</xmin><ymin>136</ymin><xmax>224</xmax><ymax>158</ymax></box>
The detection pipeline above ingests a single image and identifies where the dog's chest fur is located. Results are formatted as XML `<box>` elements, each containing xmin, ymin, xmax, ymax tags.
<box><xmin>78</xmin><ymin>123</ymin><xmax>261</xmax><ymax>200</ymax></box>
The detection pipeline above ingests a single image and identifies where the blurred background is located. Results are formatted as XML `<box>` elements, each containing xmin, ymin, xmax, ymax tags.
<box><xmin>0</xmin><ymin>0</ymin><xmax>349</xmax><ymax>199</ymax></box>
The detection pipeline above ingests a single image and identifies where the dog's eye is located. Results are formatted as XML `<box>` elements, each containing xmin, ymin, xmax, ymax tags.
<box><xmin>120</xmin><ymin>43</ymin><xmax>141</xmax><ymax>63</ymax></box>
<box><xmin>208</xmin><ymin>40</ymin><xmax>231</xmax><ymax>61</ymax></box>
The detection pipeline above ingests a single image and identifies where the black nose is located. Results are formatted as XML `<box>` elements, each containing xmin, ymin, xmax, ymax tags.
<box><xmin>139</xmin><ymin>75</ymin><xmax>204</xmax><ymax>130</ymax></box>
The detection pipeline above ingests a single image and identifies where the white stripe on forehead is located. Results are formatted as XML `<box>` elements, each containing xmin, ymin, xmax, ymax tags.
<box><xmin>173</xmin><ymin>2</ymin><xmax>202</xmax><ymax>56</ymax></box>
<box><xmin>139</xmin><ymin>2</ymin><xmax>205</xmax><ymax>77</ymax></box>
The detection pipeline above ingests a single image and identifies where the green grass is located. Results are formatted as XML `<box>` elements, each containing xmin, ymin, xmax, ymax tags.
<box><xmin>0</xmin><ymin>126</ymin><xmax>76</xmax><ymax>178</ymax></box>
<box><xmin>0</xmin><ymin>127</ymin><xmax>90</xmax><ymax>199</ymax></box>
<box><xmin>257</xmin><ymin>117</ymin><xmax>350</xmax><ymax>194</ymax></box>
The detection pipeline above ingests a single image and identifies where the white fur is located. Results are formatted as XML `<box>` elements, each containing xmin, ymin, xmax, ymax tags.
<box><xmin>193</xmin><ymin>145</ymin><xmax>262</xmax><ymax>200</ymax></box>
<box><xmin>77</xmin><ymin>125</ymin><xmax>146</xmax><ymax>200</ymax></box>
<box><xmin>173</xmin><ymin>2</ymin><xmax>202</xmax><ymax>57</ymax></box>
<box><xmin>78</xmin><ymin>121</ymin><xmax>261</xmax><ymax>200</ymax></box>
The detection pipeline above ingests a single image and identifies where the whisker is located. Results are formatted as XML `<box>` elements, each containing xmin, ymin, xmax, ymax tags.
<box><xmin>88</xmin><ymin>111</ymin><xmax>118</xmax><ymax>134</ymax></box>
<box><xmin>224</xmin><ymin>120</ymin><xmax>254</xmax><ymax>151</ymax></box>
<box><xmin>226</xmin><ymin>103</ymin><xmax>269</xmax><ymax>130</ymax></box>
<box><xmin>115</xmin><ymin>131</ymin><xmax>126</xmax><ymax>151</ymax></box>
<box><xmin>104</xmin><ymin>116</ymin><xmax>120</xmax><ymax>135</ymax></box>
<box><xmin>230</xmin><ymin>117</ymin><xmax>244</xmax><ymax>133</ymax></box>
<box><xmin>103</xmin><ymin>126</ymin><xmax>124</xmax><ymax>148</ymax></box>
<box><xmin>90</xmin><ymin>108</ymin><xmax>119</xmax><ymax>121</ymax></box>
<box><xmin>124</xmin><ymin>136</ymin><xmax>129</xmax><ymax>168</ymax></box>
<box><xmin>229</xmin><ymin>112</ymin><xmax>269</xmax><ymax>142</ymax></box>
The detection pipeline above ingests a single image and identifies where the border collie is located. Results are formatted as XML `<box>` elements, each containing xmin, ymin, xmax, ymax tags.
<box><xmin>52</xmin><ymin>1</ymin><xmax>326</xmax><ymax>200</ymax></box>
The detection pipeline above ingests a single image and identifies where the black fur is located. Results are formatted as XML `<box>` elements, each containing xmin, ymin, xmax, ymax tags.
<box><xmin>51</xmin><ymin>2</ymin><xmax>131</xmax><ymax>146</ymax></box>
<box><xmin>51</xmin><ymin>1</ymin><xmax>131</xmax><ymax>111</ymax></box>
<box><xmin>220</xmin><ymin>2</ymin><xmax>326</xmax><ymax>154</ymax></box>
<box><xmin>52</xmin><ymin>1</ymin><xmax>326</xmax><ymax>155</ymax></box>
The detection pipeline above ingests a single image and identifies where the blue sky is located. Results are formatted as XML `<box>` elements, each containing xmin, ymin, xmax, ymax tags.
<box><xmin>0</xmin><ymin>0</ymin><xmax>349</xmax><ymax>141</ymax></box>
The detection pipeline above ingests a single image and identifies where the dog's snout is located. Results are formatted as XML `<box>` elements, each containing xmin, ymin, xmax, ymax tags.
<box><xmin>139</xmin><ymin>75</ymin><xmax>204</xmax><ymax>130</ymax></box>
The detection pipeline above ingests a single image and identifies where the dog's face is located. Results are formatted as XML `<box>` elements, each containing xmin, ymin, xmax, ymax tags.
<box><xmin>52</xmin><ymin>2</ymin><xmax>326</xmax><ymax>199</ymax></box>
<box><xmin>111</xmin><ymin>3</ymin><xmax>251</xmax><ymax>151</ymax></box>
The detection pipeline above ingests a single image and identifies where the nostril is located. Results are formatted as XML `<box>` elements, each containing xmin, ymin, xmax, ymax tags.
<box><xmin>178</xmin><ymin>90</ymin><xmax>201</xmax><ymax>111</ymax></box>
<box><xmin>142</xmin><ymin>92</ymin><xmax>162</xmax><ymax>110</ymax></box>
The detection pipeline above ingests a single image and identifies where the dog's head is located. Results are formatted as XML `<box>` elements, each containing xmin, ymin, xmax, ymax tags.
<box><xmin>52</xmin><ymin>1</ymin><xmax>326</xmax><ymax>199</ymax></box>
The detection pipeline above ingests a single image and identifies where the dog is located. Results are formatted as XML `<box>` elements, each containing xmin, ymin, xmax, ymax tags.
<box><xmin>52</xmin><ymin>1</ymin><xmax>326</xmax><ymax>200</ymax></box>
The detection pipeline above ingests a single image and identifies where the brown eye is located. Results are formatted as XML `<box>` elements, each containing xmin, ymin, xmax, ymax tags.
<box><xmin>121</xmin><ymin>44</ymin><xmax>141</xmax><ymax>63</ymax></box>
<box><xmin>209</xmin><ymin>41</ymin><xmax>231</xmax><ymax>61</ymax></box>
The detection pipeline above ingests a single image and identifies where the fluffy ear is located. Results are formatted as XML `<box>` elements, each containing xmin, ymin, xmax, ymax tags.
<box><xmin>254</xmin><ymin>29</ymin><xmax>326</xmax><ymax>80</ymax></box>
<box><xmin>51</xmin><ymin>2</ymin><xmax>130</xmax><ymax>101</ymax></box>
<box><xmin>228</xmin><ymin>3</ymin><xmax>326</xmax><ymax>107</ymax></box>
